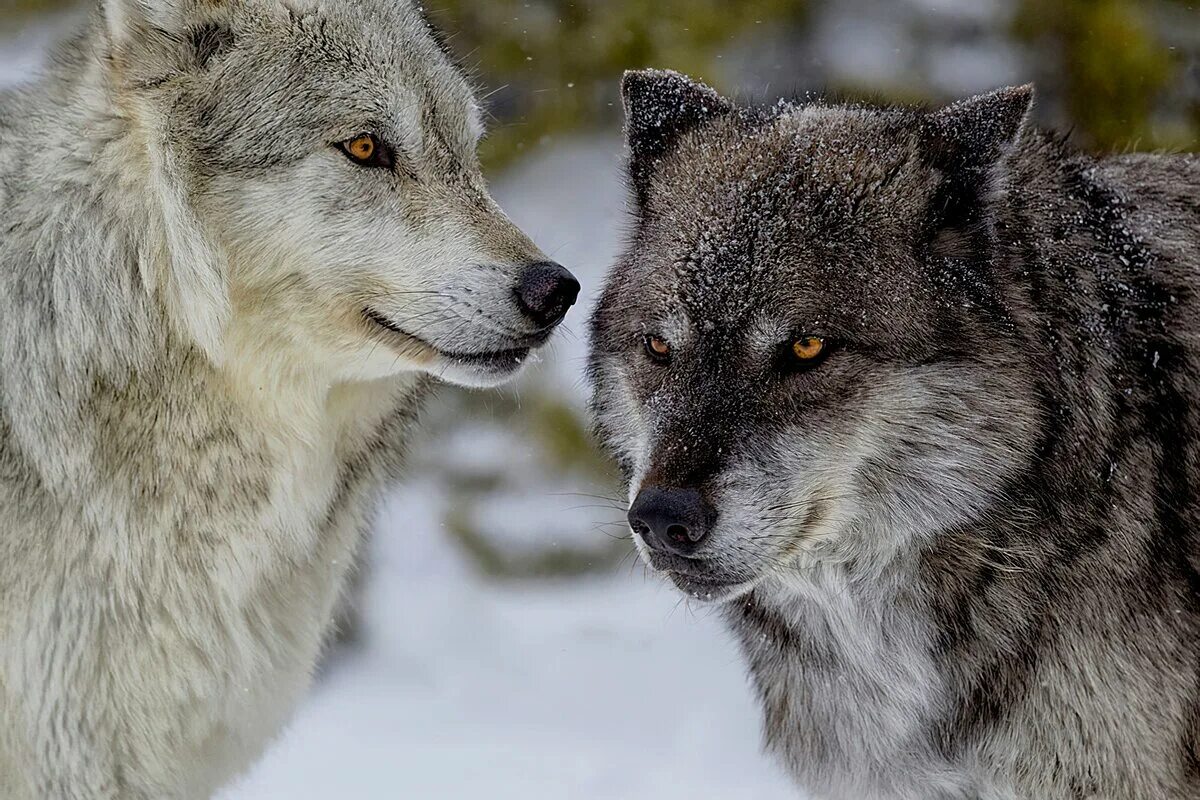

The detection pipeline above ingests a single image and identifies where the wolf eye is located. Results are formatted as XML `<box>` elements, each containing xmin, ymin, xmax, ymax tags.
<box><xmin>785</xmin><ymin>336</ymin><xmax>830</xmax><ymax>370</ymax></box>
<box><xmin>338</xmin><ymin>133</ymin><xmax>394</xmax><ymax>170</ymax></box>
<box><xmin>644</xmin><ymin>335</ymin><xmax>672</xmax><ymax>364</ymax></box>
<box><xmin>792</xmin><ymin>337</ymin><xmax>825</xmax><ymax>361</ymax></box>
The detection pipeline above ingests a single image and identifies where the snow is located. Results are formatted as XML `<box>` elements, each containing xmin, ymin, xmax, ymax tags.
<box><xmin>490</xmin><ymin>136</ymin><xmax>630</xmax><ymax>398</ymax></box>
<box><xmin>224</xmin><ymin>482</ymin><xmax>795</xmax><ymax>799</ymax></box>
<box><xmin>0</xmin><ymin>32</ymin><xmax>797</xmax><ymax>799</ymax></box>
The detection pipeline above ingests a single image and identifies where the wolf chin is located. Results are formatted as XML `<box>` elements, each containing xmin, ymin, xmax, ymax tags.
<box><xmin>0</xmin><ymin>1</ymin><xmax>578</xmax><ymax>796</ymax></box>
<box><xmin>590</xmin><ymin>69</ymin><xmax>1200</xmax><ymax>799</ymax></box>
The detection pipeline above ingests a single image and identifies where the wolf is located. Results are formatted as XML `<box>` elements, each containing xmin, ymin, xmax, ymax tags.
<box><xmin>0</xmin><ymin>1</ymin><xmax>578</xmax><ymax>797</ymax></box>
<box><xmin>590</xmin><ymin>69</ymin><xmax>1200</xmax><ymax>800</ymax></box>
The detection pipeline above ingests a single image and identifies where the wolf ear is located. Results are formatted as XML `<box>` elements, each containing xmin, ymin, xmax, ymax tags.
<box><xmin>622</xmin><ymin>69</ymin><xmax>732</xmax><ymax>203</ymax></box>
<box><xmin>923</xmin><ymin>85</ymin><xmax>1034</xmax><ymax>171</ymax></box>
<box><xmin>102</xmin><ymin>0</ymin><xmax>236</xmax><ymax>361</ymax></box>
<box><xmin>921</xmin><ymin>86</ymin><xmax>1034</xmax><ymax>260</ymax></box>
<box><xmin>103</xmin><ymin>0</ymin><xmax>236</xmax><ymax>69</ymax></box>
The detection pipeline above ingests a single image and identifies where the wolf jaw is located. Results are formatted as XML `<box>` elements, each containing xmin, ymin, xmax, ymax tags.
<box><xmin>590</xmin><ymin>69</ymin><xmax>1200</xmax><ymax>798</ymax></box>
<box><xmin>0</xmin><ymin>0</ymin><xmax>575</xmax><ymax>795</ymax></box>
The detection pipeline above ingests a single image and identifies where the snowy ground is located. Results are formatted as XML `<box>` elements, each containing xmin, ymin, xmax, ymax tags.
<box><xmin>1</xmin><ymin>31</ymin><xmax>798</xmax><ymax>800</ymax></box>
<box><xmin>224</xmin><ymin>481</ymin><xmax>795</xmax><ymax>799</ymax></box>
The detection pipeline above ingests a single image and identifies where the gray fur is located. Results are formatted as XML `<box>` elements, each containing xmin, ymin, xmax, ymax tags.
<box><xmin>0</xmin><ymin>1</ymin><xmax>565</xmax><ymax>796</ymax></box>
<box><xmin>590</xmin><ymin>70</ymin><xmax>1200</xmax><ymax>799</ymax></box>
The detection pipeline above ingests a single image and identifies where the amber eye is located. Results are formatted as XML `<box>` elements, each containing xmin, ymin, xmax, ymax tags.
<box><xmin>791</xmin><ymin>336</ymin><xmax>826</xmax><ymax>362</ymax></box>
<box><xmin>339</xmin><ymin>133</ymin><xmax>394</xmax><ymax>169</ymax></box>
<box><xmin>347</xmin><ymin>134</ymin><xmax>375</xmax><ymax>160</ymax></box>
<box><xmin>644</xmin><ymin>335</ymin><xmax>672</xmax><ymax>363</ymax></box>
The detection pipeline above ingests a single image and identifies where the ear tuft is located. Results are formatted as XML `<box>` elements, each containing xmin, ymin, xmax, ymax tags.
<box><xmin>924</xmin><ymin>85</ymin><xmax>1035</xmax><ymax>170</ymax></box>
<box><xmin>104</xmin><ymin>0</ymin><xmax>234</xmax><ymax>64</ymax></box>
<box><xmin>621</xmin><ymin>69</ymin><xmax>732</xmax><ymax>202</ymax></box>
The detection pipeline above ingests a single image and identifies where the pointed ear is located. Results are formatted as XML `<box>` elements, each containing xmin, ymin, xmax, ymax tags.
<box><xmin>101</xmin><ymin>0</ymin><xmax>235</xmax><ymax>359</ymax></box>
<box><xmin>103</xmin><ymin>0</ymin><xmax>236</xmax><ymax>71</ymax></box>
<box><xmin>621</xmin><ymin>69</ymin><xmax>732</xmax><ymax>202</ymax></box>
<box><xmin>106</xmin><ymin>0</ymin><xmax>196</xmax><ymax>42</ymax></box>
<box><xmin>923</xmin><ymin>85</ymin><xmax>1034</xmax><ymax>171</ymax></box>
<box><xmin>921</xmin><ymin>86</ymin><xmax>1034</xmax><ymax>261</ymax></box>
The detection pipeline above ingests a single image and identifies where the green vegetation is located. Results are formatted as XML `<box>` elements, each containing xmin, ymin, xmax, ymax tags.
<box><xmin>428</xmin><ymin>0</ymin><xmax>807</xmax><ymax>168</ymax></box>
<box><xmin>430</xmin><ymin>390</ymin><xmax>629</xmax><ymax>582</ymax></box>
<box><xmin>0</xmin><ymin>0</ymin><xmax>74</xmax><ymax>16</ymax></box>
<box><xmin>445</xmin><ymin>499</ymin><xmax>630</xmax><ymax>581</ymax></box>
<box><xmin>8</xmin><ymin>0</ymin><xmax>1192</xmax><ymax>155</ymax></box>
<box><xmin>1016</xmin><ymin>0</ymin><xmax>1197</xmax><ymax>151</ymax></box>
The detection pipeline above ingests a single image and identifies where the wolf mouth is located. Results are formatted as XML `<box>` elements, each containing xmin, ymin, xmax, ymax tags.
<box><xmin>647</xmin><ymin>552</ymin><xmax>757</xmax><ymax>602</ymax></box>
<box><xmin>664</xmin><ymin>569</ymin><xmax>756</xmax><ymax>602</ymax></box>
<box><xmin>363</xmin><ymin>308</ymin><xmax>535</xmax><ymax>370</ymax></box>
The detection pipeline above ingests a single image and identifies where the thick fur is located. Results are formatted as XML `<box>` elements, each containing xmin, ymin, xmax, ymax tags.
<box><xmin>0</xmin><ymin>1</ymin><xmax>566</xmax><ymax>797</ymax></box>
<box><xmin>590</xmin><ymin>70</ymin><xmax>1200</xmax><ymax>799</ymax></box>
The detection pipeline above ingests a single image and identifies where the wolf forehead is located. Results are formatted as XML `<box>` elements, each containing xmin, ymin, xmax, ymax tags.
<box><xmin>118</xmin><ymin>0</ymin><xmax>458</xmax><ymax>80</ymax></box>
<box><xmin>614</xmin><ymin>72</ymin><xmax>1032</xmax><ymax>339</ymax></box>
<box><xmin>616</xmin><ymin>112</ymin><xmax>946</xmax><ymax>342</ymax></box>
<box><xmin>116</xmin><ymin>0</ymin><xmax>479</xmax><ymax>169</ymax></box>
<box><xmin>658</xmin><ymin>109</ymin><xmax>931</xmax><ymax>225</ymax></box>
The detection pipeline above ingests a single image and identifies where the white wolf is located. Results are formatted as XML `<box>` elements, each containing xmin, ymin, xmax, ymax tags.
<box><xmin>0</xmin><ymin>1</ymin><xmax>579</xmax><ymax>796</ymax></box>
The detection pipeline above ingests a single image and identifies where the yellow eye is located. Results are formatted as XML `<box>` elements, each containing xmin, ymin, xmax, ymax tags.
<box><xmin>346</xmin><ymin>134</ymin><xmax>376</xmax><ymax>162</ymax></box>
<box><xmin>339</xmin><ymin>133</ymin><xmax>393</xmax><ymax>169</ymax></box>
<box><xmin>644</xmin><ymin>335</ymin><xmax>671</xmax><ymax>362</ymax></box>
<box><xmin>792</xmin><ymin>336</ymin><xmax>826</xmax><ymax>361</ymax></box>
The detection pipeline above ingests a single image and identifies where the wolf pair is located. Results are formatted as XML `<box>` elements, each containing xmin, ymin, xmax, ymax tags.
<box><xmin>1</xmin><ymin>0</ymin><xmax>1197</xmax><ymax>798</ymax></box>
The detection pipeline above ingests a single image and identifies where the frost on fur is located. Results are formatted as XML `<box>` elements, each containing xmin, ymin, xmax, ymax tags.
<box><xmin>924</xmin><ymin>84</ymin><xmax>1035</xmax><ymax>169</ymax></box>
<box><xmin>621</xmin><ymin>69</ymin><xmax>732</xmax><ymax>204</ymax></box>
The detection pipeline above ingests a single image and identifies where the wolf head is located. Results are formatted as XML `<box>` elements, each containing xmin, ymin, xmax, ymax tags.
<box><xmin>100</xmin><ymin>0</ymin><xmax>577</xmax><ymax>387</ymax></box>
<box><xmin>591</xmin><ymin>71</ymin><xmax>1045</xmax><ymax>602</ymax></box>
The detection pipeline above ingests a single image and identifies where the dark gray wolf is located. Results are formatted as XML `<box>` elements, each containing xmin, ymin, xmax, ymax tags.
<box><xmin>590</xmin><ymin>68</ymin><xmax>1200</xmax><ymax>799</ymax></box>
<box><xmin>0</xmin><ymin>0</ymin><xmax>577</xmax><ymax>796</ymax></box>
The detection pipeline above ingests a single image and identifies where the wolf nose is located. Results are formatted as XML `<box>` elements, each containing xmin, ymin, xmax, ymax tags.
<box><xmin>628</xmin><ymin>487</ymin><xmax>714</xmax><ymax>557</ymax></box>
<box><xmin>516</xmin><ymin>261</ymin><xmax>580</xmax><ymax>328</ymax></box>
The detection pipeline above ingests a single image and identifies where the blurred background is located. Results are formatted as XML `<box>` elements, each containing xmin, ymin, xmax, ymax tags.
<box><xmin>1</xmin><ymin>0</ymin><xmax>1197</xmax><ymax>797</ymax></box>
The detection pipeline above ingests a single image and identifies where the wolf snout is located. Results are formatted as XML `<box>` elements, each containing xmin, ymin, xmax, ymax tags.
<box><xmin>515</xmin><ymin>261</ymin><xmax>580</xmax><ymax>328</ymax></box>
<box><xmin>628</xmin><ymin>486</ymin><xmax>716</xmax><ymax>557</ymax></box>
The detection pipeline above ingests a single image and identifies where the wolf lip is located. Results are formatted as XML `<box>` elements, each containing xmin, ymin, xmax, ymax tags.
<box><xmin>442</xmin><ymin>345</ymin><xmax>532</xmax><ymax>370</ymax></box>
<box><xmin>664</xmin><ymin>570</ymin><xmax>751</xmax><ymax>602</ymax></box>
<box><xmin>647</xmin><ymin>553</ymin><xmax>752</xmax><ymax>601</ymax></box>
<box><xmin>364</xmin><ymin>308</ymin><xmax>534</xmax><ymax>370</ymax></box>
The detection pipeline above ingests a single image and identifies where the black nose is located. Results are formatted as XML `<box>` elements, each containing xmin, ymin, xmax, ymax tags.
<box><xmin>628</xmin><ymin>487</ymin><xmax>715</xmax><ymax>557</ymax></box>
<box><xmin>516</xmin><ymin>261</ymin><xmax>580</xmax><ymax>328</ymax></box>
